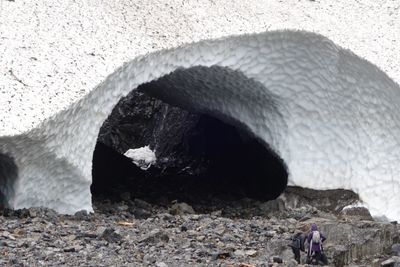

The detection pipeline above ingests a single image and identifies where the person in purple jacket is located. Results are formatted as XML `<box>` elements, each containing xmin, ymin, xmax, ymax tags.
<box><xmin>307</xmin><ymin>223</ymin><xmax>328</xmax><ymax>265</ymax></box>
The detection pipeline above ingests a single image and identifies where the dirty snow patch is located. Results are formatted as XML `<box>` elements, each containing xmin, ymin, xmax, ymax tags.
<box><xmin>341</xmin><ymin>202</ymin><xmax>367</xmax><ymax>211</ymax></box>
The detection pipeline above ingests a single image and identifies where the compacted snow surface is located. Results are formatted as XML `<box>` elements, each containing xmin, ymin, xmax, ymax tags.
<box><xmin>0</xmin><ymin>1</ymin><xmax>400</xmax><ymax>221</ymax></box>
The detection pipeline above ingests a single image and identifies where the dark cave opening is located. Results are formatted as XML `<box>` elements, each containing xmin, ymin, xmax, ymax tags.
<box><xmin>0</xmin><ymin>153</ymin><xmax>17</xmax><ymax>207</ymax></box>
<box><xmin>91</xmin><ymin>88</ymin><xmax>288</xmax><ymax>207</ymax></box>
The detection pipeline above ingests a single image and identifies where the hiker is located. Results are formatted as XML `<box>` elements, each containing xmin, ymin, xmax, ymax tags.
<box><xmin>307</xmin><ymin>223</ymin><xmax>328</xmax><ymax>265</ymax></box>
<box><xmin>288</xmin><ymin>232</ymin><xmax>306</xmax><ymax>263</ymax></box>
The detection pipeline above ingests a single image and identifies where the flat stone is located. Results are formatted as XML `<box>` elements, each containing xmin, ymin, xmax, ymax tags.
<box><xmin>234</xmin><ymin>249</ymin><xmax>246</xmax><ymax>257</ymax></box>
<box><xmin>67</xmin><ymin>235</ymin><xmax>76</xmax><ymax>241</ymax></box>
<box><xmin>245</xmin><ymin>249</ymin><xmax>258</xmax><ymax>257</ymax></box>
<box><xmin>155</xmin><ymin>262</ymin><xmax>168</xmax><ymax>267</ymax></box>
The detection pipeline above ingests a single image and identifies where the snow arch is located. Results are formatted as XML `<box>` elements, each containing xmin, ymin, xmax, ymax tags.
<box><xmin>1</xmin><ymin>31</ymin><xmax>400</xmax><ymax>221</ymax></box>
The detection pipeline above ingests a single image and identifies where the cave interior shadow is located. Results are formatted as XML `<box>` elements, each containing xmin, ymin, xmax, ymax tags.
<box><xmin>0</xmin><ymin>153</ymin><xmax>18</xmax><ymax>208</ymax></box>
<box><xmin>91</xmin><ymin>93</ymin><xmax>288</xmax><ymax>208</ymax></box>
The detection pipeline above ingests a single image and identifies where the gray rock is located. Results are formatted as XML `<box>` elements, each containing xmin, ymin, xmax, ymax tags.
<box><xmin>340</xmin><ymin>206</ymin><xmax>374</xmax><ymax>221</ymax></box>
<box><xmin>28</xmin><ymin>207</ymin><xmax>39</xmax><ymax>218</ymax></box>
<box><xmin>196</xmin><ymin>235</ymin><xmax>206</xmax><ymax>241</ymax></box>
<box><xmin>266</xmin><ymin>230</ymin><xmax>276</xmax><ymax>237</ymax></box>
<box><xmin>44</xmin><ymin>208</ymin><xmax>59</xmax><ymax>221</ymax></box>
<box><xmin>143</xmin><ymin>254</ymin><xmax>156</xmax><ymax>264</ymax></box>
<box><xmin>155</xmin><ymin>262</ymin><xmax>168</xmax><ymax>267</ymax></box>
<box><xmin>211</xmin><ymin>251</ymin><xmax>231</xmax><ymax>260</ymax></box>
<box><xmin>259</xmin><ymin>199</ymin><xmax>285</xmax><ymax>214</ymax></box>
<box><xmin>139</xmin><ymin>229</ymin><xmax>169</xmax><ymax>244</ymax></box>
<box><xmin>272</xmin><ymin>256</ymin><xmax>283</xmax><ymax>263</ymax></box>
<box><xmin>95</xmin><ymin>226</ymin><xmax>107</xmax><ymax>236</ymax></box>
<box><xmin>211</xmin><ymin>210</ymin><xmax>222</xmax><ymax>216</ymax></box>
<box><xmin>392</xmin><ymin>243</ymin><xmax>400</xmax><ymax>256</ymax></box>
<box><xmin>169</xmin><ymin>202</ymin><xmax>195</xmax><ymax>215</ymax></box>
<box><xmin>298</xmin><ymin>214</ymin><xmax>312</xmax><ymax>221</ymax></box>
<box><xmin>63</xmin><ymin>246</ymin><xmax>77</xmax><ymax>252</ymax></box>
<box><xmin>131</xmin><ymin>207</ymin><xmax>152</xmax><ymax>219</ymax></box>
<box><xmin>234</xmin><ymin>249</ymin><xmax>246</xmax><ymax>257</ymax></box>
<box><xmin>382</xmin><ymin>256</ymin><xmax>400</xmax><ymax>266</ymax></box>
<box><xmin>287</xmin><ymin>258</ymin><xmax>298</xmax><ymax>267</ymax></box>
<box><xmin>73</xmin><ymin>210</ymin><xmax>89</xmax><ymax>221</ymax></box>
<box><xmin>67</xmin><ymin>234</ymin><xmax>76</xmax><ymax>241</ymax></box>
<box><xmin>282</xmin><ymin>186</ymin><xmax>360</xmax><ymax>212</ymax></box>
<box><xmin>158</xmin><ymin>213</ymin><xmax>174</xmax><ymax>221</ymax></box>
<box><xmin>214</xmin><ymin>225</ymin><xmax>226</xmax><ymax>236</ymax></box>
<box><xmin>100</xmin><ymin>228</ymin><xmax>123</xmax><ymax>243</ymax></box>
<box><xmin>117</xmin><ymin>204</ymin><xmax>129</xmax><ymax>211</ymax></box>
<box><xmin>134</xmin><ymin>198</ymin><xmax>153</xmax><ymax>210</ymax></box>
<box><xmin>245</xmin><ymin>249</ymin><xmax>258</xmax><ymax>257</ymax></box>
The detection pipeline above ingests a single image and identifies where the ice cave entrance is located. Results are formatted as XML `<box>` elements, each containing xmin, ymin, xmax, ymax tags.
<box><xmin>0</xmin><ymin>153</ymin><xmax>18</xmax><ymax>207</ymax></box>
<box><xmin>91</xmin><ymin>66</ymin><xmax>288</xmax><ymax>206</ymax></box>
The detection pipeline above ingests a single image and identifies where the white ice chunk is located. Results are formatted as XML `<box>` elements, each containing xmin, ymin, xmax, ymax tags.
<box><xmin>124</xmin><ymin>146</ymin><xmax>156</xmax><ymax>170</ymax></box>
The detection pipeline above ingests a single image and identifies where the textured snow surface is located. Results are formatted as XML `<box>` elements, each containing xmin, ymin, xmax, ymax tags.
<box><xmin>124</xmin><ymin>146</ymin><xmax>156</xmax><ymax>170</ymax></box>
<box><xmin>0</xmin><ymin>0</ymin><xmax>399</xmax><ymax>135</ymax></box>
<box><xmin>0</xmin><ymin>1</ymin><xmax>399</xmax><ymax>220</ymax></box>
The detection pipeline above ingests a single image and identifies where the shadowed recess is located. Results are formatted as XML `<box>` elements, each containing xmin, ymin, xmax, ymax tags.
<box><xmin>0</xmin><ymin>153</ymin><xmax>18</xmax><ymax>207</ymax></box>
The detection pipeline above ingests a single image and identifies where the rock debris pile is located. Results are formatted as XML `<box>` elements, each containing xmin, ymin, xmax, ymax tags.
<box><xmin>0</xmin><ymin>188</ymin><xmax>399</xmax><ymax>267</ymax></box>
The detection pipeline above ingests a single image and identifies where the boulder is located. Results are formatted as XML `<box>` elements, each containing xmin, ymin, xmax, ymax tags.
<box><xmin>169</xmin><ymin>202</ymin><xmax>195</xmax><ymax>215</ymax></box>
<box><xmin>381</xmin><ymin>256</ymin><xmax>400</xmax><ymax>267</ymax></box>
<box><xmin>393</xmin><ymin>244</ymin><xmax>400</xmax><ymax>256</ymax></box>
<box><xmin>339</xmin><ymin>206</ymin><xmax>374</xmax><ymax>221</ymax></box>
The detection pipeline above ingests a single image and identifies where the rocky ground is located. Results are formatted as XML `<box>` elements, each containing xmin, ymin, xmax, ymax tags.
<box><xmin>1</xmin><ymin>188</ymin><xmax>399</xmax><ymax>267</ymax></box>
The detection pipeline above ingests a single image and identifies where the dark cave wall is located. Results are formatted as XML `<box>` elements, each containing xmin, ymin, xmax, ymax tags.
<box><xmin>97</xmin><ymin>90</ymin><xmax>205</xmax><ymax>177</ymax></box>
